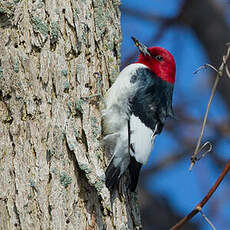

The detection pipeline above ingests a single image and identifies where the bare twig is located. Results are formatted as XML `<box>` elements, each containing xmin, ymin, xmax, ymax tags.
<box><xmin>190</xmin><ymin>44</ymin><xmax>230</xmax><ymax>171</ymax></box>
<box><xmin>199</xmin><ymin>209</ymin><xmax>216</xmax><ymax>230</ymax></box>
<box><xmin>195</xmin><ymin>141</ymin><xmax>212</xmax><ymax>161</ymax></box>
<box><xmin>193</xmin><ymin>63</ymin><xmax>218</xmax><ymax>74</ymax></box>
<box><xmin>225</xmin><ymin>64</ymin><xmax>230</xmax><ymax>78</ymax></box>
<box><xmin>189</xmin><ymin>74</ymin><xmax>219</xmax><ymax>170</ymax></box>
<box><xmin>169</xmin><ymin>159</ymin><xmax>230</xmax><ymax>230</ymax></box>
<box><xmin>223</xmin><ymin>45</ymin><xmax>230</xmax><ymax>78</ymax></box>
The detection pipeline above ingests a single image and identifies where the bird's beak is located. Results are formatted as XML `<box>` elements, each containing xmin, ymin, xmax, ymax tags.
<box><xmin>131</xmin><ymin>36</ymin><xmax>151</xmax><ymax>56</ymax></box>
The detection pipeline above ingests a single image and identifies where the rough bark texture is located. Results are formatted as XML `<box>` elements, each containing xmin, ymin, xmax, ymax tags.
<box><xmin>0</xmin><ymin>1</ymin><xmax>141</xmax><ymax>229</ymax></box>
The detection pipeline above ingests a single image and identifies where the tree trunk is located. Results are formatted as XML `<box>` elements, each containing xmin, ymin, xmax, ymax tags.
<box><xmin>0</xmin><ymin>1</ymin><xmax>141</xmax><ymax>229</ymax></box>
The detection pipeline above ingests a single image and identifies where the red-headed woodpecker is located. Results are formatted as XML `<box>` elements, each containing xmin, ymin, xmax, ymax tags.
<box><xmin>103</xmin><ymin>37</ymin><xmax>176</xmax><ymax>192</ymax></box>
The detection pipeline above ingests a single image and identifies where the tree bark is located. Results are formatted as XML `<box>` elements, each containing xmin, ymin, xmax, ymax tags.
<box><xmin>0</xmin><ymin>1</ymin><xmax>141</xmax><ymax>229</ymax></box>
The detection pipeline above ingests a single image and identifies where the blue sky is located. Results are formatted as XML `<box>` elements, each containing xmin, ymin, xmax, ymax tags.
<box><xmin>121</xmin><ymin>1</ymin><xmax>230</xmax><ymax>229</ymax></box>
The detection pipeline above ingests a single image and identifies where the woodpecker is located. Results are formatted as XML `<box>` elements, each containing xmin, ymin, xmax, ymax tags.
<box><xmin>103</xmin><ymin>37</ymin><xmax>176</xmax><ymax>192</ymax></box>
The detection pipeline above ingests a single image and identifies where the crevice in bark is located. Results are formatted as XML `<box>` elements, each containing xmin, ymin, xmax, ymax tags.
<box><xmin>51</xmin><ymin>76</ymin><xmax>57</xmax><ymax>98</ymax></box>
<box><xmin>8</xmin><ymin>130</ymin><xmax>15</xmax><ymax>155</ymax></box>
<box><xmin>0</xmin><ymin>198</ymin><xmax>9</xmax><ymax>217</ymax></box>
<box><xmin>65</xmin><ymin>48</ymin><xmax>78</xmax><ymax>61</ymax></box>
<box><xmin>81</xmin><ymin>128</ymin><xmax>89</xmax><ymax>152</ymax></box>
<box><xmin>2</xmin><ymin>103</ymin><xmax>13</xmax><ymax>125</ymax></box>
<box><xmin>0</xmin><ymin>90</ymin><xmax>12</xmax><ymax>102</ymax></box>
<box><xmin>60</xmin><ymin>9</ymin><xmax>68</xmax><ymax>41</ymax></box>
<box><xmin>47</xmin><ymin>150</ymin><xmax>53</xmax><ymax>228</ymax></box>
<box><xmin>30</xmin><ymin>45</ymin><xmax>42</xmax><ymax>54</ymax></box>
<box><xmin>63</xmin><ymin>10</ymin><xmax>80</xmax><ymax>60</ymax></box>
<box><xmin>32</xmin><ymin>146</ymin><xmax>37</xmax><ymax>159</ymax></box>
<box><xmin>13</xmin><ymin>201</ymin><xmax>21</xmax><ymax>230</ymax></box>
<box><xmin>0</xmin><ymin>11</ymin><xmax>12</xmax><ymax>28</ymax></box>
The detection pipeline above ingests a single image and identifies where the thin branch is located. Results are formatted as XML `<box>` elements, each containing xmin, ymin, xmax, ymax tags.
<box><xmin>223</xmin><ymin>45</ymin><xmax>230</xmax><ymax>78</ymax></box>
<box><xmin>190</xmin><ymin>44</ymin><xmax>230</xmax><ymax>171</ymax></box>
<box><xmin>225</xmin><ymin>64</ymin><xmax>230</xmax><ymax>78</ymax></box>
<box><xmin>199</xmin><ymin>209</ymin><xmax>216</xmax><ymax>230</ymax></box>
<box><xmin>169</xmin><ymin>159</ymin><xmax>230</xmax><ymax>230</ymax></box>
<box><xmin>193</xmin><ymin>64</ymin><xmax>218</xmax><ymax>74</ymax></box>
<box><xmin>196</xmin><ymin>141</ymin><xmax>212</xmax><ymax>161</ymax></box>
<box><xmin>189</xmin><ymin>74</ymin><xmax>220</xmax><ymax>170</ymax></box>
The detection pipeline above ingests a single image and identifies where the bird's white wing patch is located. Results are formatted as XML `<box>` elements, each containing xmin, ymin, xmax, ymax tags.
<box><xmin>130</xmin><ymin>115</ymin><xmax>156</xmax><ymax>164</ymax></box>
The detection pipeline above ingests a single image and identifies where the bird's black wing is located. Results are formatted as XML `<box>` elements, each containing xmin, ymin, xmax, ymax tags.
<box><xmin>130</xmin><ymin>67</ymin><xmax>174</xmax><ymax>133</ymax></box>
<box><xmin>128</xmin><ymin>67</ymin><xmax>174</xmax><ymax>191</ymax></box>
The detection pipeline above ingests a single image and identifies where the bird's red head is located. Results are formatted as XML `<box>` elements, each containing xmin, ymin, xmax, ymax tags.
<box><xmin>137</xmin><ymin>47</ymin><xmax>176</xmax><ymax>84</ymax></box>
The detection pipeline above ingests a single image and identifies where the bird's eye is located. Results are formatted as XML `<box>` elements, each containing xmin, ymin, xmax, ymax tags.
<box><xmin>155</xmin><ymin>55</ymin><xmax>163</xmax><ymax>61</ymax></box>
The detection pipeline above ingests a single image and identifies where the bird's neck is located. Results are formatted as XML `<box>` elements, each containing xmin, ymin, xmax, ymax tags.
<box><xmin>136</xmin><ymin>61</ymin><xmax>175</xmax><ymax>84</ymax></box>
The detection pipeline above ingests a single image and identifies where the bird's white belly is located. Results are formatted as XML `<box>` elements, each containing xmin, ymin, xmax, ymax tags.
<box><xmin>130</xmin><ymin>115</ymin><xmax>155</xmax><ymax>164</ymax></box>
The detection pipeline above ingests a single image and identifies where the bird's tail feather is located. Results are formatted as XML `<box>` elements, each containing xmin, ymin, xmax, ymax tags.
<box><xmin>128</xmin><ymin>156</ymin><xmax>142</xmax><ymax>191</ymax></box>
<box><xmin>105</xmin><ymin>158</ymin><xmax>121</xmax><ymax>191</ymax></box>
